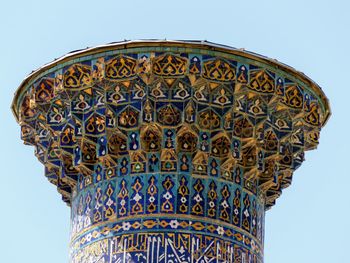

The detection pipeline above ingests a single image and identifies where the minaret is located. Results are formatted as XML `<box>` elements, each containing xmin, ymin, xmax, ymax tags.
<box><xmin>11</xmin><ymin>40</ymin><xmax>330</xmax><ymax>263</ymax></box>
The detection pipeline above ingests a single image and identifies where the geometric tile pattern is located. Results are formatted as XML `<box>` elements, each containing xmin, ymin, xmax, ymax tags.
<box><xmin>12</xmin><ymin>40</ymin><xmax>330</xmax><ymax>263</ymax></box>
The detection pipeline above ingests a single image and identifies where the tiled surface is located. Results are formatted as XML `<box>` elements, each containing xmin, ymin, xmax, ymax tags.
<box><xmin>13</xmin><ymin>42</ymin><xmax>329</xmax><ymax>262</ymax></box>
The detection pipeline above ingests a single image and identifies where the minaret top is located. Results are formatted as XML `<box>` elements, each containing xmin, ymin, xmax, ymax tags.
<box><xmin>11</xmin><ymin>40</ymin><xmax>330</xmax><ymax>208</ymax></box>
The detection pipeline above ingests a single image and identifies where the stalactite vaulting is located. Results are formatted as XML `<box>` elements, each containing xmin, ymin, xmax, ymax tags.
<box><xmin>12</xmin><ymin>40</ymin><xmax>330</xmax><ymax>263</ymax></box>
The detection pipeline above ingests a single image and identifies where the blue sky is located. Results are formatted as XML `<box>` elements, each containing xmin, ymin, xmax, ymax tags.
<box><xmin>0</xmin><ymin>0</ymin><xmax>348</xmax><ymax>262</ymax></box>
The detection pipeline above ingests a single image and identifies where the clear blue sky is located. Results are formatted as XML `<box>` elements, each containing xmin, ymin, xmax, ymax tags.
<box><xmin>0</xmin><ymin>0</ymin><xmax>348</xmax><ymax>262</ymax></box>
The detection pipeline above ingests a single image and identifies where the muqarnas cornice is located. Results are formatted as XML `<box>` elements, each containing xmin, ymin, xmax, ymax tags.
<box><xmin>12</xmin><ymin>40</ymin><xmax>330</xmax><ymax>263</ymax></box>
<box><xmin>12</xmin><ymin>40</ymin><xmax>330</xmax><ymax>207</ymax></box>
